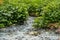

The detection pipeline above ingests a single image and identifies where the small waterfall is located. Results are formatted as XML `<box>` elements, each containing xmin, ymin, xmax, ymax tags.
<box><xmin>0</xmin><ymin>17</ymin><xmax>60</xmax><ymax>40</ymax></box>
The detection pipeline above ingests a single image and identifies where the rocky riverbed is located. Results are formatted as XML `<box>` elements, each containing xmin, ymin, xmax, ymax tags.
<box><xmin>0</xmin><ymin>17</ymin><xmax>60</xmax><ymax>40</ymax></box>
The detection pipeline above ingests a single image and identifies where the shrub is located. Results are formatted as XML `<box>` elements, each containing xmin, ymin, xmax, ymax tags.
<box><xmin>42</xmin><ymin>0</ymin><xmax>60</xmax><ymax>22</ymax></box>
<box><xmin>0</xmin><ymin>0</ymin><xmax>28</xmax><ymax>28</ymax></box>
<box><xmin>28</xmin><ymin>0</ymin><xmax>53</xmax><ymax>16</ymax></box>
<box><xmin>33</xmin><ymin>0</ymin><xmax>60</xmax><ymax>29</ymax></box>
<box><xmin>33</xmin><ymin>16</ymin><xmax>49</xmax><ymax>29</ymax></box>
<box><xmin>6</xmin><ymin>0</ymin><xmax>54</xmax><ymax>17</ymax></box>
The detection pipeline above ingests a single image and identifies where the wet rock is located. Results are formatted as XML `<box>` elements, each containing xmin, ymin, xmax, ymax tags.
<box><xmin>28</xmin><ymin>31</ymin><xmax>41</xmax><ymax>36</ymax></box>
<box><xmin>48</xmin><ymin>23</ymin><xmax>59</xmax><ymax>30</ymax></box>
<box><xmin>29</xmin><ymin>13</ymin><xmax>39</xmax><ymax>17</ymax></box>
<box><xmin>15</xmin><ymin>36</ymin><xmax>22</xmax><ymax>40</ymax></box>
<box><xmin>57</xmin><ymin>39</ymin><xmax>60</xmax><ymax>40</ymax></box>
<box><xmin>55</xmin><ymin>28</ymin><xmax>60</xmax><ymax>34</ymax></box>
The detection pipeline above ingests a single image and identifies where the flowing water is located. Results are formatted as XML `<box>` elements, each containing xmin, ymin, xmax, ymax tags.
<box><xmin>0</xmin><ymin>17</ymin><xmax>60</xmax><ymax>40</ymax></box>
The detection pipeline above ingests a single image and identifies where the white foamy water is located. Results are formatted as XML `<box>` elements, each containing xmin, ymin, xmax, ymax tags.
<box><xmin>0</xmin><ymin>17</ymin><xmax>60</xmax><ymax>40</ymax></box>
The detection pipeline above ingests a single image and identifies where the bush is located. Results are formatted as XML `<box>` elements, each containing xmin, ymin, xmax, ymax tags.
<box><xmin>6</xmin><ymin>0</ymin><xmax>54</xmax><ymax>17</ymax></box>
<box><xmin>33</xmin><ymin>16</ymin><xmax>49</xmax><ymax>29</ymax></box>
<box><xmin>0</xmin><ymin>0</ymin><xmax>28</xmax><ymax>28</ymax></box>
<box><xmin>42</xmin><ymin>0</ymin><xmax>60</xmax><ymax>22</ymax></box>
<box><xmin>28</xmin><ymin>0</ymin><xmax>53</xmax><ymax>16</ymax></box>
<box><xmin>33</xmin><ymin>0</ymin><xmax>60</xmax><ymax>29</ymax></box>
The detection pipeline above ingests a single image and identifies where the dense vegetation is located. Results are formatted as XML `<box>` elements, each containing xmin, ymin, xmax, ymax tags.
<box><xmin>0</xmin><ymin>0</ymin><xmax>28</xmax><ymax>28</ymax></box>
<box><xmin>0</xmin><ymin>0</ymin><xmax>60</xmax><ymax>29</ymax></box>
<box><xmin>33</xmin><ymin>0</ymin><xmax>60</xmax><ymax>29</ymax></box>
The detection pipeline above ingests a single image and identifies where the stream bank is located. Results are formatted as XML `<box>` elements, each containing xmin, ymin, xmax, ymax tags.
<box><xmin>0</xmin><ymin>17</ymin><xmax>60</xmax><ymax>40</ymax></box>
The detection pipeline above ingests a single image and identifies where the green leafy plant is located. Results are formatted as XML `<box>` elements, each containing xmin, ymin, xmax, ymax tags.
<box><xmin>33</xmin><ymin>0</ymin><xmax>60</xmax><ymax>29</ymax></box>
<box><xmin>0</xmin><ymin>0</ymin><xmax>28</xmax><ymax>28</ymax></box>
